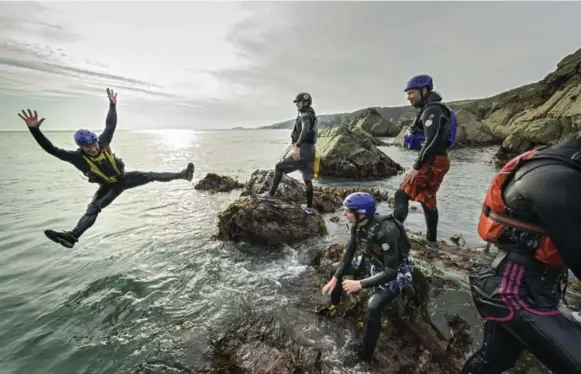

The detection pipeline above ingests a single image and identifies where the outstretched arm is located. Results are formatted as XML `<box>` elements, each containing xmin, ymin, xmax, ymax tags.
<box><xmin>333</xmin><ymin>226</ymin><xmax>358</xmax><ymax>279</ymax></box>
<box><xmin>19</xmin><ymin>109</ymin><xmax>78</xmax><ymax>163</ymax></box>
<box><xmin>98</xmin><ymin>88</ymin><xmax>118</xmax><ymax>146</ymax></box>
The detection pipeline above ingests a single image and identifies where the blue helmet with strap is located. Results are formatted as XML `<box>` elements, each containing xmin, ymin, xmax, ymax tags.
<box><xmin>343</xmin><ymin>192</ymin><xmax>376</xmax><ymax>217</ymax></box>
<box><xmin>404</xmin><ymin>74</ymin><xmax>433</xmax><ymax>92</ymax></box>
<box><xmin>74</xmin><ymin>129</ymin><xmax>98</xmax><ymax>146</ymax></box>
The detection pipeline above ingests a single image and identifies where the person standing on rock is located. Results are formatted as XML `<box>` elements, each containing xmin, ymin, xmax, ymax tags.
<box><xmin>18</xmin><ymin>88</ymin><xmax>195</xmax><ymax>249</ymax></box>
<box><xmin>460</xmin><ymin>132</ymin><xmax>581</xmax><ymax>374</ymax></box>
<box><xmin>393</xmin><ymin>74</ymin><xmax>457</xmax><ymax>250</ymax></box>
<box><xmin>321</xmin><ymin>192</ymin><xmax>414</xmax><ymax>367</ymax></box>
<box><xmin>259</xmin><ymin>92</ymin><xmax>318</xmax><ymax>214</ymax></box>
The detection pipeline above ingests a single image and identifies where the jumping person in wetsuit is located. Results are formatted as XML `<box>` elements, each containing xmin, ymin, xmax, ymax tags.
<box><xmin>460</xmin><ymin>132</ymin><xmax>581</xmax><ymax>374</ymax></box>
<box><xmin>18</xmin><ymin>88</ymin><xmax>195</xmax><ymax>249</ymax></box>
<box><xmin>259</xmin><ymin>92</ymin><xmax>317</xmax><ymax>214</ymax></box>
<box><xmin>321</xmin><ymin>192</ymin><xmax>414</xmax><ymax>366</ymax></box>
<box><xmin>394</xmin><ymin>74</ymin><xmax>455</xmax><ymax>249</ymax></box>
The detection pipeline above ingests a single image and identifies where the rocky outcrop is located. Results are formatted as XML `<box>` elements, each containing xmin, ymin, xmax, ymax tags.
<box><xmin>461</xmin><ymin>48</ymin><xmax>581</xmax><ymax>164</ymax></box>
<box><xmin>241</xmin><ymin>169</ymin><xmax>392</xmax><ymax>214</ymax></box>
<box><xmin>348</xmin><ymin>107</ymin><xmax>402</xmax><ymax>137</ymax></box>
<box><xmin>216</xmin><ymin>196</ymin><xmax>328</xmax><ymax>246</ymax></box>
<box><xmin>216</xmin><ymin>169</ymin><xmax>394</xmax><ymax>245</ymax></box>
<box><xmin>194</xmin><ymin>173</ymin><xmax>244</xmax><ymax>193</ymax></box>
<box><xmin>199</xmin><ymin>238</ymin><xmax>476</xmax><ymax>374</ymax></box>
<box><xmin>317</xmin><ymin>121</ymin><xmax>404</xmax><ymax>179</ymax></box>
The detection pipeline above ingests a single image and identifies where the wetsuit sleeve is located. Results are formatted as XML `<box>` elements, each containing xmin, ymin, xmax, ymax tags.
<box><xmin>295</xmin><ymin>113</ymin><xmax>314</xmax><ymax>147</ymax></box>
<box><xmin>28</xmin><ymin>127</ymin><xmax>79</xmax><ymax>164</ymax></box>
<box><xmin>98</xmin><ymin>103</ymin><xmax>117</xmax><ymax>145</ymax></box>
<box><xmin>359</xmin><ymin>220</ymin><xmax>400</xmax><ymax>288</ymax></box>
<box><xmin>413</xmin><ymin>105</ymin><xmax>447</xmax><ymax>170</ymax></box>
<box><xmin>517</xmin><ymin>166</ymin><xmax>581</xmax><ymax>279</ymax></box>
<box><xmin>333</xmin><ymin>226</ymin><xmax>357</xmax><ymax>278</ymax></box>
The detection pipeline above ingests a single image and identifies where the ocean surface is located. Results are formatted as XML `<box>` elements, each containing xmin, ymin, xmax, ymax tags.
<box><xmin>0</xmin><ymin>129</ymin><xmax>511</xmax><ymax>374</ymax></box>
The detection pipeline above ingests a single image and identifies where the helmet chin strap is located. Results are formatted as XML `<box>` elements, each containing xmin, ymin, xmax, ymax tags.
<box><xmin>355</xmin><ymin>214</ymin><xmax>370</xmax><ymax>228</ymax></box>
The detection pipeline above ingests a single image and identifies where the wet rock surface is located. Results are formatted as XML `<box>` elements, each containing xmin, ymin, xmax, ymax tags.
<box><xmin>217</xmin><ymin>169</ymin><xmax>395</xmax><ymax>245</ymax></box>
<box><xmin>216</xmin><ymin>196</ymin><xmax>328</xmax><ymax>246</ymax></box>
<box><xmin>198</xmin><ymin>238</ymin><xmax>476</xmax><ymax>374</ymax></box>
<box><xmin>316</xmin><ymin>120</ymin><xmax>404</xmax><ymax>179</ymax></box>
<box><xmin>194</xmin><ymin>173</ymin><xmax>244</xmax><ymax>193</ymax></box>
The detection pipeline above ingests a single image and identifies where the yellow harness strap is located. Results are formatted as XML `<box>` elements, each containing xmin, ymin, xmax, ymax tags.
<box><xmin>83</xmin><ymin>150</ymin><xmax>122</xmax><ymax>183</ymax></box>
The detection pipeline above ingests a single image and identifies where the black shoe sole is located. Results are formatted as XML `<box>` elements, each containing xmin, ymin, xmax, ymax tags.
<box><xmin>185</xmin><ymin>163</ymin><xmax>195</xmax><ymax>182</ymax></box>
<box><xmin>44</xmin><ymin>230</ymin><xmax>75</xmax><ymax>248</ymax></box>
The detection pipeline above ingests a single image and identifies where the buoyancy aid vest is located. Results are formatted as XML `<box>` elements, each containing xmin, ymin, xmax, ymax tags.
<box><xmin>478</xmin><ymin>146</ymin><xmax>581</xmax><ymax>268</ymax></box>
<box><xmin>82</xmin><ymin>147</ymin><xmax>123</xmax><ymax>184</ymax></box>
<box><xmin>357</xmin><ymin>214</ymin><xmax>411</xmax><ymax>268</ymax></box>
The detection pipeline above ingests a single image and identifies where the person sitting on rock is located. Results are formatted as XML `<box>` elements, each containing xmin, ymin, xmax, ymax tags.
<box><xmin>259</xmin><ymin>92</ymin><xmax>318</xmax><ymax>214</ymax></box>
<box><xmin>321</xmin><ymin>192</ymin><xmax>414</xmax><ymax>366</ymax></box>
<box><xmin>18</xmin><ymin>88</ymin><xmax>195</xmax><ymax>249</ymax></box>
<box><xmin>460</xmin><ymin>131</ymin><xmax>581</xmax><ymax>374</ymax></box>
<box><xmin>394</xmin><ymin>74</ymin><xmax>456</xmax><ymax>250</ymax></box>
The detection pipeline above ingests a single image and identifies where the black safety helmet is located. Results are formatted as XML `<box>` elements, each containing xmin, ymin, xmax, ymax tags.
<box><xmin>293</xmin><ymin>92</ymin><xmax>312</xmax><ymax>105</ymax></box>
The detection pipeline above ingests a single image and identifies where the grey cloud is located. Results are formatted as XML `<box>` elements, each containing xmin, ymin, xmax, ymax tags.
<box><xmin>189</xmin><ymin>1</ymin><xmax>581</xmax><ymax>127</ymax></box>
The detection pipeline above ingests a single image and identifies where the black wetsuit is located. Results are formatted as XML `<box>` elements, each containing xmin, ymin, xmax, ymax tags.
<box><xmin>268</xmin><ymin>106</ymin><xmax>318</xmax><ymax>207</ymax></box>
<box><xmin>29</xmin><ymin>103</ymin><xmax>192</xmax><ymax>244</ymax></box>
<box><xmin>330</xmin><ymin>214</ymin><xmax>413</xmax><ymax>362</ymax></box>
<box><xmin>394</xmin><ymin>91</ymin><xmax>451</xmax><ymax>242</ymax></box>
<box><xmin>461</xmin><ymin>134</ymin><xmax>581</xmax><ymax>374</ymax></box>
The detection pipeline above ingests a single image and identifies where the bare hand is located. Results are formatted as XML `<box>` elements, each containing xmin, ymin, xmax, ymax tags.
<box><xmin>321</xmin><ymin>277</ymin><xmax>338</xmax><ymax>296</ymax></box>
<box><xmin>342</xmin><ymin>279</ymin><xmax>362</xmax><ymax>294</ymax></box>
<box><xmin>402</xmin><ymin>168</ymin><xmax>420</xmax><ymax>185</ymax></box>
<box><xmin>106</xmin><ymin>88</ymin><xmax>117</xmax><ymax>104</ymax></box>
<box><xmin>293</xmin><ymin>146</ymin><xmax>301</xmax><ymax>160</ymax></box>
<box><xmin>17</xmin><ymin>109</ymin><xmax>45</xmax><ymax>128</ymax></box>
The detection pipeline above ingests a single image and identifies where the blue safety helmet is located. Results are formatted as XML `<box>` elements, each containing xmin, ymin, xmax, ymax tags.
<box><xmin>404</xmin><ymin>74</ymin><xmax>434</xmax><ymax>92</ymax></box>
<box><xmin>343</xmin><ymin>192</ymin><xmax>376</xmax><ymax>217</ymax></box>
<box><xmin>74</xmin><ymin>129</ymin><xmax>98</xmax><ymax>146</ymax></box>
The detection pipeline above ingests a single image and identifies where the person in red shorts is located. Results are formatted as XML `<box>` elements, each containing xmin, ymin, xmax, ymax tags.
<box><xmin>393</xmin><ymin>75</ymin><xmax>457</xmax><ymax>250</ymax></box>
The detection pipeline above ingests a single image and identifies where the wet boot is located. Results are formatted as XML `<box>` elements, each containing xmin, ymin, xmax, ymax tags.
<box><xmin>422</xmin><ymin>203</ymin><xmax>439</xmax><ymax>251</ymax></box>
<box><xmin>182</xmin><ymin>162</ymin><xmax>195</xmax><ymax>182</ymax></box>
<box><xmin>44</xmin><ymin>229</ymin><xmax>79</xmax><ymax>248</ymax></box>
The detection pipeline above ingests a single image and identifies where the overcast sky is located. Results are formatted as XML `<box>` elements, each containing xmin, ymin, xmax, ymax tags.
<box><xmin>1</xmin><ymin>1</ymin><xmax>580</xmax><ymax>131</ymax></box>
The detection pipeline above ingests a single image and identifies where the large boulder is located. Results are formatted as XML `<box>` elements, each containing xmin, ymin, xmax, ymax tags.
<box><xmin>217</xmin><ymin>169</ymin><xmax>395</xmax><ymax>246</ymax></box>
<box><xmin>241</xmin><ymin>169</ymin><xmax>393</xmax><ymax>214</ymax></box>
<box><xmin>194</xmin><ymin>173</ymin><xmax>244</xmax><ymax>193</ymax></box>
<box><xmin>317</xmin><ymin>122</ymin><xmax>404</xmax><ymax>179</ymax></box>
<box><xmin>199</xmin><ymin>239</ymin><xmax>475</xmax><ymax>374</ymax></box>
<box><xmin>349</xmin><ymin>107</ymin><xmax>402</xmax><ymax>137</ymax></box>
<box><xmin>216</xmin><ymin>196</ymin><xmax>328</xmax><ymax>246</ymax></box>
<box><xmin>466</xmin><ymin>48</ymin><xmax>581</xmax><ymax>165</ymax></box>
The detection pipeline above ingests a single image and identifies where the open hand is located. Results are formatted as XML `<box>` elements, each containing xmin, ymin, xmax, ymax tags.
<box><xmin>106</xmin><ymin>88</ymin><xmax>117</xmax><ymax>104</ymax></box>
<box><xmin>17</xmin><ymin>109</ymin><xmax>45</xmax><ymax>128</ymax></box>
<box><xmin>342</xmin><ymin>279</ymin><xmax>362</xmax><ymax>294</ymax></box>
<box><xmin>402</xmin><ymin>168</ymin><xmax>420</xmax><ymax>185</ymax></box>
<box><xmin>321</xmin><ymin>277</ymin><xmax>338</xmax><ymax>296</ymax></box>
<box><xmin>293</xmin><ymin>146</ymin><xmax>301</xmax><ymax>160</ymax></box>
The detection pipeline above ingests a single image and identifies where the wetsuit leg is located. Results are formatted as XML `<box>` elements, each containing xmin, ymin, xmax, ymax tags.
<box><xmin>421</xmin><ymin>202</ymin><xmax>438</xmax><ymax>242</ymax></box>
<box><xmin>268</xmin><ymin>155</ymin><xmax>307</xmax><ymax>196</ymax></box>
<box><xmin>120</xmin><ymin>170</ymin><xmax>184</xmax><ymax>190</ymax></box>
<box><xmin>304</xmin><ymin>179</ymin><xmax>313</xmax><ymax>208</ymax></box>
<box><xmin>360</xmin><ymin>287</ymin><xmax>399</xmax><ymax>362</ymax></box>
<box><xmin>73</xmin><ymin>185</ymin><xmax>121</xmax><ymax>238</ymax></box>
<box><xmin>330</xmin><ymin>260</ymin><xmax>361</xmax><ymax>306</ymax></box>
<box><xmin>459</xmin><ymin>321</ymin><xmax>524</xmax><ymax>374</ymax></box>
<box><xmin>393</xmin><ymin>189</ymin><xmax>410</xmax><ymax>223</ymax></box>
